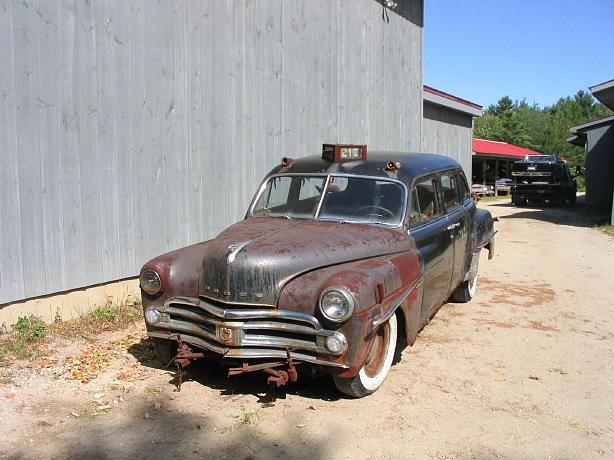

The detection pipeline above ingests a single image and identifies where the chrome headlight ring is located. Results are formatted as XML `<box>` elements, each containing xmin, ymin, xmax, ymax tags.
<box><xmin>318</xmin><ymin>286</ymin><xmax>355</xmax><ymax>323</ymax></box>
<box><xmin>140</xmin><ymin>269</ymin><xmax>162</xmax><ymax>295</ymax></box>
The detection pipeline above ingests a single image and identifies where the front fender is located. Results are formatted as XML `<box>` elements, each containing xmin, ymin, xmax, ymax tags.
<box><xmin>277</xmin><ymin>252</ymin><xmax>422</xmax><ymax>377</ymax></box>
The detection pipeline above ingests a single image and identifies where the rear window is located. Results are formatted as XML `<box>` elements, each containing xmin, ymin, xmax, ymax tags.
<box><xmin>440</xmin><ymin>173</ymin><xmax>460</xmax><ymax>209</ymax></box>
<box><xmin>409</xmin><ymin>178</ymin><xmax>439</xmax><ymax>223</ymax></box>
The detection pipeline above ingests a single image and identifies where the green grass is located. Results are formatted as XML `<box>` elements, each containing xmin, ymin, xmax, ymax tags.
<box><xmin>0</xmin><ymin>315</ymin><xmax>48</xmax><ymax>364</ymax></box>
<box><xmin>595</xmin><ymin>224</ymin><xmax>614</xmax><ymax>237</ymax></box>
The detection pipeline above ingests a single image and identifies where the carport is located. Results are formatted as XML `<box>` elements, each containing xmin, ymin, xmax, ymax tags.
<box><xmin>472</xmin><ymin>138</ymin><xmax>541</xmax><ymax>193</ymax></box>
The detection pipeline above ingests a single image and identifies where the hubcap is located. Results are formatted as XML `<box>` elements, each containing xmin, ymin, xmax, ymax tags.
<box><xmin>363</xmin><ymin>322</ymin><xmax>390</xmax><ymax>378</ymax></box>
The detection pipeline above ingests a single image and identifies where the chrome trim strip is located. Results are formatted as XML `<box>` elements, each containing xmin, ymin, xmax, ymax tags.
<box><xmin>165</xmin><ymin>296</ymin><xmax>322</xmax><ymax>329</ymax></box>
<box><xmin>147</xmin><ymin>331</ymin><xmax>348</xmax><ymax>368</ymax></box>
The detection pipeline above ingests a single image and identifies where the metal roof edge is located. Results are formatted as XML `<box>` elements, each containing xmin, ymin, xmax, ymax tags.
<box><xmin>423</xmin><ymin>90</ymin><xmax>483</xmax><ymax>117</ymax></box>
<box><xmin>569</xmin><ymin>115</ymin><xmax>614</xmax><ymax>134</ymax></box>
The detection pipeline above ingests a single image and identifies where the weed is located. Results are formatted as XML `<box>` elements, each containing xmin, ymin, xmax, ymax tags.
<box><xmin>144</xmin><ymin>385</ymin><xmax>162</xmax><ymax>395</ymax></box>
<box><xmin>240</xmin><ymin>410</ymin><xmax>258</xmax><ymax>426</ymax></box>
<box><xmin>50</xmin><ymin>297</ymin><xmax>142</xmax><ymax>339</ymax></box>
<box><xmin>13</xmin><ymin>316</ymin><xmax>46</xmax><ymax>339</ymax></box>
<box><xmin>0</xmin><ymin>376</ymin><xmax>14</xmax><ymax>386</ymax></box>
<box><xmin>91</xmin><ymin>307</ymin><xmax>117</xmax><ymax>323</ymax></box>
<box><xmin>54</xmin><ymin>310</ymin><xmax>62</xmax><ymax>323</ymax></box>
<box><xmin>595</xmin><ymin>224</ymin><xmax>614</xmax><ymax>237</ymax></box>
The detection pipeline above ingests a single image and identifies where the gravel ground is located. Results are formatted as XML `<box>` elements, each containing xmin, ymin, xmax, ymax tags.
<box><xmin>1</xmin><ymin>199</ymin><xmax>613</xmax><ymax>459</ymax></box>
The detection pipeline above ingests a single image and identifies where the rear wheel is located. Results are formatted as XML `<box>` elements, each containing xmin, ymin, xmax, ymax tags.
<box><xmin>451</xmin><ymin>274</ymin><xmax>478</xmax><ymax>303</ymax></box>
<box><xmin>333</xmin><ymin>313</ymin><xmax>397</xmax><ymax>398</ymax></box>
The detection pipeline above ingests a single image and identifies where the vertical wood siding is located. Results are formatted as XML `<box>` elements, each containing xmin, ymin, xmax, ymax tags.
<box><xmin>0</xmin><ymin>0</ymin><xmax>423</xmax><ymax>304</ymax></box>
<box><xmin>422</xmin><ymin>102</ymin><xmax>473</xmax><ymax>180</ymax></box>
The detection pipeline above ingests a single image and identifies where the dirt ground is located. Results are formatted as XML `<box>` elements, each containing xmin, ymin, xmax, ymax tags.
<box><xmin>1</xmin><ymin>199</ymin><xmax>613</xmax><ymax>459</ymax></box>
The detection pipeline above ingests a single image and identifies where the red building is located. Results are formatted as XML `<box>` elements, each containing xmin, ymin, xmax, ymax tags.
<box><xmin>471</xmin><ymin>138</ymin><xmax>541</xmax><ymax>185</ymax></box>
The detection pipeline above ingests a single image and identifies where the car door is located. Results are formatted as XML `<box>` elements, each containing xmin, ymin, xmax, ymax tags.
<box><xmin>408</xmin><ymin>176</ymin><xmax>454</xmax><ymax>322</ymax></box>
<box><xmin>439</xmin><ymin>170</ymin><xmax>470</xmax><ymax>295</ymax></box>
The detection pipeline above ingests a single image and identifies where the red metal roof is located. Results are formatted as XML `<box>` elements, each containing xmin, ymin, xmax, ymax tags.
<box><xmin>423</xmin><ymin>85</ymin><xmax>482</xmax><ymax>110</ymax></box>
<box><xmin>472</xmin><ymin>138</ymin><xmax>540</xmax><ymax>159</ymax></box>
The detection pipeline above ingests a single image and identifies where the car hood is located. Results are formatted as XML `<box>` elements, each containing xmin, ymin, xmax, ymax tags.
<box><xmin>199</xmin><ymin>217</ymin><xmax>412</xmax><ymax>306</ymax></box>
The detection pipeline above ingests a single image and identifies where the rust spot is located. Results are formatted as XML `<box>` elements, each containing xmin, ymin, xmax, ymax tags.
<box><xmin>527</xmin><ymin>320</ymin><xmax>559</xmax><ymax>332</ymax></box>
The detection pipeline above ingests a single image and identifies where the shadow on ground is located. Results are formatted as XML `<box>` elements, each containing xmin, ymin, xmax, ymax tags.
<box><xmin>7</xmin><ymin>398</ymin><xmax>332</xmax><ymax>459</ymax></box>
<box><xmin>488</xmin><ymin>197</ymin><xmax>608</xmax><ymax>229</ymax></box>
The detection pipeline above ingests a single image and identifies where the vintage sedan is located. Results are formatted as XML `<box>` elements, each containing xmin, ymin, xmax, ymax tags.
<box><xmin>140</xmin><ymin>144</ymin><xmax>496</xmax><ymax>398</ymax></box>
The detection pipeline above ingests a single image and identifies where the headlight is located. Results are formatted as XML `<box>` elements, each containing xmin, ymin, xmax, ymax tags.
<box><xmin>144</xmin><ymin>308</ymin><xmax>161</xmax><ymax>324</ymax></box>
<box><xmin>319</xmin><ymin>287</ymin><xmax>354</xmax><ymax>323</ymax></box>
<box><xmin>140</xmin><ymin>269</ymin><xmax>162</xmax><ymax>295</ymax></box>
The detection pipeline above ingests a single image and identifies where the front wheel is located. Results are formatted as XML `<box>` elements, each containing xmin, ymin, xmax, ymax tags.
<box><xmin>333</xmin><ymin>313</ymin><xmax>398</xmax><ymax>398</ymax></box>
<box><xmin>450</xmin><ymin>274</ymin><xmax>478</xmax><ymax>303</ymax></box>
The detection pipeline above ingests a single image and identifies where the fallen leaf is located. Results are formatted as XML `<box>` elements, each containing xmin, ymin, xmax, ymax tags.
<box><xmin>144</xmin><ymin>412</ymin><xmax>151</xmax><ymax>419</ymax></box>
<box><xmin>528</xmin><ymin>375</ymin><xmax>541</xmax><ymax>380</ymax></box>
<box><xmin>70</xmin><ymin>411</ymin><xmax>80</xmax><ymax>418</ymax></box>
<box><xmin>154</xmin><ymin>402</ymin><xmax>161</xmax><ymax>410</ymax></box>
<box><xmin>4</xmin><ymin>392</ymin><xmax>16</xmax><ymax>399</ymax></box>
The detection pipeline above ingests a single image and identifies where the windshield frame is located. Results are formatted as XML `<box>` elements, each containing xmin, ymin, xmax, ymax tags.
<box><xmin>247</xmin><ymin>173</ymin><xmax>408</xmax><ymax>228</ymax></box>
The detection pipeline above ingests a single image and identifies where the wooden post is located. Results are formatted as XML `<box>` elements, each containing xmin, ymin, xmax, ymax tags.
<box><xmin>494</xmin><ymin>159</ymin><xmax>499</xmax><ymax>195</ymax></box>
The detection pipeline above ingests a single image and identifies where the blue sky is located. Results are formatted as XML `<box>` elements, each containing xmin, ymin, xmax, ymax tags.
<box><xmin>423</xmin><ymin>0</ymin><xmax>614</xmax><ymax>109</ymax></box>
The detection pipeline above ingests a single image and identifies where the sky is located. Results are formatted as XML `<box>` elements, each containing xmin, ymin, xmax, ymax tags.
<box><xmin>423</xmin><ymin>0</ymin><xmax>614</xmax><ymax>109</ymax></box>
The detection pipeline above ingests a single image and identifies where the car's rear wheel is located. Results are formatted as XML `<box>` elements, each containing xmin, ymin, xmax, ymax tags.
<box><xmin>333</xmin><ymin>313</ymin><xmax>397</xmax><ymax>398</ymax></box>
<box><xmin>451</xmin><ymin>273</ymin><xmax>478</xmax><ymax>303</ymax></box>
<box><xmin>152</xmin><ymin>338</ymin><xmax>177</xmax><ymax>367</ymax></box>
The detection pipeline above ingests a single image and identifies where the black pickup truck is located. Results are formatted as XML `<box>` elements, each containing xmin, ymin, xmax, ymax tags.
<box><xmin>510</xmin><ymin>154</ymin><xmax>577</xmax><ymax>206</ymax></box>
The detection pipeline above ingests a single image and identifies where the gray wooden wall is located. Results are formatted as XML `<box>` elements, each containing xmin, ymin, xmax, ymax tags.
<box><xmin>422</xmin><ymin>102</ymin><xmax>474</xmax><ymax>179</ymax></box>
<box><xmin>585</xmin><ymin>122</ymin><xmax>614</xmax><ymax>207</ymax></box>
<box><xmin>0</xmin><ymin>0</ymin><xmax>423</xmax><ymax>304</ymax></box>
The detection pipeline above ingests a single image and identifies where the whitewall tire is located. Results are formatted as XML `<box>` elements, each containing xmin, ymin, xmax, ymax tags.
<box><xmin>333</xmin><ymin>313</ymin><xmax>398</xmax><ymax>398</ymax></box>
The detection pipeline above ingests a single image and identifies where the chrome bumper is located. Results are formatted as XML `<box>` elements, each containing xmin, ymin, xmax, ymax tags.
<box><xmin>146</xmin><ymin>296</ymin><xmax>348</xmax><ymax>368</ymax></box>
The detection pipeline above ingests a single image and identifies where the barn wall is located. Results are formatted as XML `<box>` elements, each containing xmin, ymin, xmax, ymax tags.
<box><xmin>421</xmin><ymin>101</ymin><xmax>473</xmax><ymax>179</ymax></box>
<box><xmin>0</xmin><ymin>0</ymin><xmax>423</xmax><ymax>304</ymax></box>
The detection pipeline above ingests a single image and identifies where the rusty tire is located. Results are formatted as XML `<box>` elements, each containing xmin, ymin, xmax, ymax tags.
<box><xmin>333</xmin><ymin>313</ymin><xmax>397</xmax><ymax>398</ymax></box>
<box><xmin>152</xmin><ymin>338</ymin><xmax>177</xmax><ymax>367</ymax></box>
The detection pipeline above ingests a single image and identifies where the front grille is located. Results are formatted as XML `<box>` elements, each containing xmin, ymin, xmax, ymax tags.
<box><xmin>148</xmin><ymin>296</ymin><xmax>347</xmax><ymax>368</ymax></box>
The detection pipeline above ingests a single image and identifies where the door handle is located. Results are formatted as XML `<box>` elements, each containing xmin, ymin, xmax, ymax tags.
<box><xmin>446</xmin><ymin>222</ymin><xmax>460</xmax><ymax>231</ymax></box>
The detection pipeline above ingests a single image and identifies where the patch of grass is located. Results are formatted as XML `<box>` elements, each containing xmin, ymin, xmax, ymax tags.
<box><xmin>143</xmin><ymin>385</ymin><xmax>162</xmax><ymax>395</ymax></box>
<box><xmin>13</xmin><ymin>315</ymin><xmax>46</xmax><ymax>338</ymax></box>
<box><xmin>49</xmin><ymin>297</ymin><xmax>142</xmax><ymax>339</ymax></box>
<box><xmin>595</xmin><ymin>224</ymin><xmax>614</xmax><ymax>237</ymax></box>
<box><xmin>0</xmin><ymin>315</ymin><xmax>48</xmax><ymax>363</ymax></box>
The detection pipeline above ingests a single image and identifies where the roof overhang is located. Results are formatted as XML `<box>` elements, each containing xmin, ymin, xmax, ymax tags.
<box><xmin>423</xmin><ymin>89</ymin><xmax>483</xmax><ymax>117</ymax></box>
<box><xmin>569</xmin><ymin>115</ymin><xmax>614</xmax><ymax>134</ymax></box>
<box><xmin>589</xmin><ymin>79</ymin><xmax>614</xmax><ymax>110</ymax></box>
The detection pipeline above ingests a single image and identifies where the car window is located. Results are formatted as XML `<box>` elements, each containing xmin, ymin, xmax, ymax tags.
<box><xmin>455</xmin><ymin>173</ymin><xmax>469</xmax><ymax>200</ymax></box>
<box><xmin>440</xmin><ymin>173</ymin><xmax>460</xmax><ymax>209</ymax></box>
<box><xmin>409</xmin><ymin>178</ymin><xmax>439</xmax><ymax>224</ymax></box>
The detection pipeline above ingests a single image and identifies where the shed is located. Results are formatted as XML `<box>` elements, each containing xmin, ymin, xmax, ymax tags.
<box><xmin>0</xmin><ymin>1</ymin><xmax>425</xmax><ymax>319</ymax></box>
<box><xmin>471</xmin><ymin>138</ymin><xmax>541</xmax><ymax>187</ymax></box>
<box><xmin>568</xmin><ymin>79</ymin><xmax>614</xmax><ymax>222</ymax></box>
<box><xmin>422</xmin><ymin>86</ymin><xmax>483</xmax><ymax>179</ymax></box>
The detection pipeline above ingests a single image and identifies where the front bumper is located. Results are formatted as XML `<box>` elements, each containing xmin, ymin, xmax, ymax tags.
<box><xmin>146</xmin><ymin>296</ymin><xmax>348</xmax><ymax>368</ymax></box>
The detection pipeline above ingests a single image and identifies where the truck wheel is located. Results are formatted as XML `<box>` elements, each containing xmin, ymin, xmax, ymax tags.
<box><xmin>152</xmin><ymin>338</ymin><xmax>177</xmax><ymax>367</ymax></box>
<box><xmin>451</xmin><ymin>274</ymin><xmax>478</xmax><ymax>303</ymax></box>
<box><xmin>333</xmin><ymin>313</ymin><xmax>397</xmax><ymax>398</ymax></box>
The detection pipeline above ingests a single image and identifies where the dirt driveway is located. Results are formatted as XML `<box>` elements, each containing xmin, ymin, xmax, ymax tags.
<box><xmin>1</xmin><ymin>199</ymin><xmax>613</xmax><ymax>459</ymax></box>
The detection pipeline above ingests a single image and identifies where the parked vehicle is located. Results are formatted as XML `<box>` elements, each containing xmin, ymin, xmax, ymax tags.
<box><xmin>495</xmin><ymin>178</ymin><xmax>513</xmax><ymax>195</ymax></box>
<box><xmin>471</xmin><ymin>183</ymin><xmax>495</xmax><ymax>196</ymax></box>
<box><xmin>140</xmin><ymin>145</ymin><xmax>497</xmax><ymax>397</ymax></box>
<box><xmin>510</xmin><ymin>154</ymin><xmax>577</xmax><ymax>206</ymax></box>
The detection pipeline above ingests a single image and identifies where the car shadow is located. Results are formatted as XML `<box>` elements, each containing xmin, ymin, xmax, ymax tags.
<box><xmin>486</xmin><ymin>195</ymin><xmax>609</xmax><ymax>229</ymax></box>
<box><xmin>127</xmin><ymin>337</ymin><xmax>345</xmax><ymax>403</ymax></box>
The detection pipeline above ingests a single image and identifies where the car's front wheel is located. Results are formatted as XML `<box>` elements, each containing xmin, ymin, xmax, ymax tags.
<box><xmin>333</xmin><ymin>313</ymin><xmax>398</xmax><ymax>398</ymax></box>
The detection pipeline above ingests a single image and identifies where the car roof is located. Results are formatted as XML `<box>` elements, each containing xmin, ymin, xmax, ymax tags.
<box><xmin>267</xmin><ymin>152</ymin><xmax>464</xmax><ymax>187</ymax></box>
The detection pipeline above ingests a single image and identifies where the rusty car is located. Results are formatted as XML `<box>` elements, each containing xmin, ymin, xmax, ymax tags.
<box><xmin>139</xmin><ymin>144</ymin><xmax>496</xmax><ymax>398</ymax></box>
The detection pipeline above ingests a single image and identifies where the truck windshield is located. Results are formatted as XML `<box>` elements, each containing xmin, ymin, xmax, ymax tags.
<box><xmin>250</xmin><ymin>174</ymin><xmax>406</xmax><ymax>226</ymax></box>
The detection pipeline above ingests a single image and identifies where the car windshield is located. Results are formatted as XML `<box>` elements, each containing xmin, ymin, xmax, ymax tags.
<box><xmin>525</xmin><ymin>155</ymin><xmax>555</xmax><ymax>162</ymax></box>
<box><xmin>250</xmin><ymin>174</ymin><xmax>406</xmax><ymax>225</ymax></box>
